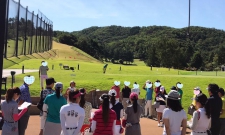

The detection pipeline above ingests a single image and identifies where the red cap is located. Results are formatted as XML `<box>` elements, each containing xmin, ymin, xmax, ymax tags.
<box><xmin>129</xmin><ymin>92</ymin><xmax>138</xmax><ymax>100</ymax></box>
<box><xmin>73</xmin><ymin>92</ymin><xmax>81</xmax><ymax>98</ymax></box>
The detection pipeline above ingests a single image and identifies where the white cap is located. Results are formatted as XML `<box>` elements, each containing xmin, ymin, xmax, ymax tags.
<box><xmin>108</xmin><ymin>89</ymin><xmax>117</xmax><ymax>96</ymax></box>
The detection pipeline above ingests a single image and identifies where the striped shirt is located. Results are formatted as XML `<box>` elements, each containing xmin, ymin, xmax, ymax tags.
<box><xmin>93</xmin><ymin>109</ymin><xmax>116</xmax><ymax>135</ymax></box>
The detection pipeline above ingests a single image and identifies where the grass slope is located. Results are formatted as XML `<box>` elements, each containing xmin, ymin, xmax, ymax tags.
<box><xmin>3</xmin><ymin>41</ymin><xmax>101</xmax><ymax>69</ymax></box>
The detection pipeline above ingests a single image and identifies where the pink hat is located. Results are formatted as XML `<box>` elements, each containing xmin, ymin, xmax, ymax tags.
<box><xmin>129</xmin><ymin>92</ymin><xmax>138</xmax><ymax>100</ymax></box>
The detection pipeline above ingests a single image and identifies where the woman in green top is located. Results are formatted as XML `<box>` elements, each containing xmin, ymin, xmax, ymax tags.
<box><xmin>42</xmin><ymin>82</ymin><xmax>67</xmax><ymax>135</ymax></box>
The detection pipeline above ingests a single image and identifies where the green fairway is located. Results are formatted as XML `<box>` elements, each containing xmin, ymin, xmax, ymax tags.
<box><xmin>2</xmin><ymin>41</ymin><xmax>225</xmax><ymax>118</ymax></box>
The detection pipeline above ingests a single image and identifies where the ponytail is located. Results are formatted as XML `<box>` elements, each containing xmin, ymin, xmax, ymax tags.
<box><xmin>102</xmin><ymin>94</ymin><xmax>110</xmax><ymax>125</ymax></box>
<box><xmin>80</xmin><ymin>95</ymin><xmax>85</xmax><ymax>108</ymax></box>
<box><xmin>6</xmin><ymin>87</ymin><xmax>21</xmax><ymax>103</ymax></box>
<box><xmin>56</xmin><ymin>87</ymin><xmax>61</xmax><ymax>98</ymax></box>
<box><xmin>110</xmin><ymin>93</ymin><xmax>116</xmax><ymax>106</ymax></box>
<box><xmin>133</xmin><ymin>98</ymin><xmax>138</xmax><ymax>113</ymax></box>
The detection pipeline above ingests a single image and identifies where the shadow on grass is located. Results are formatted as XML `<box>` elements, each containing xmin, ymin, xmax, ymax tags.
<box><xmin>5</xmin><ymin>58</ymin><xmax>18</xmax><ymax>65</ymax></box>
<box><xmin>50</xmin><ymin>49</ymin><xmax>58</xmax><ymax>56</ymax></box>
<box><xmin>31</xmin><ymin>54</ymin><xmax>39</xmax><ymax>59</ymax></box>
<box><xmin>36</xmin><ymin>53</ymin><xmax>48</xmax><ymax>59</ymax></box>
<box><xmin>24</xmin><ymin>55</ymin><xmax>32</xmax><ymax>59</ymax></box>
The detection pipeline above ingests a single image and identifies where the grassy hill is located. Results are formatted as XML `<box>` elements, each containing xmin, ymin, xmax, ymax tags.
<box><xmin>3</xmin><ymin>41</ymin><xmax>101</xmax><ymax>69</ymax></box>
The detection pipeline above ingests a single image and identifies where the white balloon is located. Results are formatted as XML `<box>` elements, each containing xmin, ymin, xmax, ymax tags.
<box><xmin>42</xmin><ymin>61</ymin><xmax>48</xmax><ymax>66</ymax></box>
<box><xmin>133</xmin><ymin>84</ymin><xmax>139</xmax><ymax>89</ymax></box>
<box><xmin>177</xmin><ymin>84</ymin><xmax>184</xmax><ymax>89</ymax></box>
<box><xmin>114</xmin><ymin>81</ymin><xmax>120</xmax><ymax>86</ymax></box>
<box><xmin>154</xmin><ymin>82</ymin><xmax>161</xmax><ymax>87</ymax></box>
<box><xmin>24</xmin><ymin>76</ymin><xmax>35</xmax><ymax>85</ymax></box>
<box><xmin>124</xmin><ymin>81</ymin><xmax>130</xmax><ymax>86</ymax></box>
<box><xmin>146</xmin><ymin>83</ymin><xmax>152</xmax><ymax>88</ymax></box>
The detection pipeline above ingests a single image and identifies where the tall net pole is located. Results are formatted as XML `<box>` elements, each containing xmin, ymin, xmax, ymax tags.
<box><xmin>0</xmin><ymin>0</ymin><xmax>7</xmax><ymax>103</ymax></box>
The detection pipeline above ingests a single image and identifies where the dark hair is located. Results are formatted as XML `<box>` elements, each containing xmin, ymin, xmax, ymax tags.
<box><xmin>46</xmin><ymin>78</ymin><xmax>55</xmax><ymax>86</ymax></box>
<box><xmin>156</xmin><ymin>80</ymin><xmax>160</xmax><ymax>82</ymax></box>
<box><xmin>176</xmin><ymin>82</ymin><xmax>181</xmax><ymax>85</ymax></box>
<box><xmin>79</xmin><ymin>88</ymin><xmax>86</xmax><ymax>108</ymax></box>
<box><xmin>167</xmin><ymin>98</ymin><xmax>183</xmax><ymax>112</ymax></box>
<box><xmin>41</xmin><ymin>61</ymin><xmax>45</xmax><ymax>63</ymax></box>
<box><xmin>219</xmin><ymin>88</ymin><xmax>225</xmax><ymax>96</ymax></box>
<box><xmin>134</xmin><ymin>82</ymin><xmax>137</xmax><ymax>84</ymax></box>
<box><xmin>110</xmin><ymin>93</ymin><xmax>116</xmax><ymax>106</ymax></box>
<box><xmin>131</xmin><ymin>97</ymin><xmax>138</xmax><ymax>113</ymax></box>
<box><xmin>208</xmin><ymin>84</ymin><xmax>219</xmax><ymax>95</ymax></box>
<box><xmin>162</xmin><ymin>89</ymin><xmax>168</xmax><ymax>95</ymax></box>
<box><xmin>6</xmin><ymin>87</ymin><xmax>21</xmax><ymax>103</ymax></box>
<box><xmin>102</xmin><ymin>94</ymin><xmax>110</xmax><ymax>125</ymax></box>
<box><xmin>70</xmin><ymin>81</ymin><xmax>75</xmax><ymax>87</ymax></box>
<box><xmin>55</xmin><ymin>87</ymin><xmax>61</xmax><ymax>98</ymax></box>
<box><xmin>69</xmin><ymin>90</ymin><xmax>80</xmax><ymax>103</ymax></box>
<box><xmin>195</xmin><ymin>93</ymin><xmax>210</xmax><ymax>118</ymax></box>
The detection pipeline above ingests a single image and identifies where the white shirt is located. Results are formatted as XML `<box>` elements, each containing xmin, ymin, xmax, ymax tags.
<box><xmin>68</xmin><ymin>87</ymin><xmax>76</xmax><ymax>91</ymax></box>
<box><xmin>188</xmin><ymin>108</ymin><xmax>211</xmax><ymax>132</ymax></box>
<box><xmin>162</xmin><ymin>108</ymin><xmax>187</xmax><ymax>135</ymax></box>
<box><xmin>131</xmin><ymin>88</ymin><xmax>140</xmax><ymax>96</ymax></box>
<box><xmin>60</xmin><ymin>103</ymin><xmax>85</xmax><ymax>135</ymax></box>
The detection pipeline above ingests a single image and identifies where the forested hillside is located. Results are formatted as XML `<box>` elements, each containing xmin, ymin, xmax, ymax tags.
<box><xmin>54</xmin><ymin>25</ymin><xmax>225</xmax><ymax>71</ymax></box>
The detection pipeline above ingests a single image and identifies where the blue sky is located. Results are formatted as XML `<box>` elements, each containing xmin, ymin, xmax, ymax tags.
<box><xmin>18</xmin><ymin>0</ymin><xmax>225</xmax><ymax>32</ymax></box>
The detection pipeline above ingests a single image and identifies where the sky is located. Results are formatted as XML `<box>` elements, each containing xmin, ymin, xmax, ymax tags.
<box><xmin>16</xmin><ymin>0</ymin><xmax>225</xmax><ymax>32</ymax></box>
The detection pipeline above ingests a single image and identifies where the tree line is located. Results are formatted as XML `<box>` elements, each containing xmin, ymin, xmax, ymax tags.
<box><xmin>54</xmin><ymin>25</ymin><xmax>225</xmax><ymax>70</ymax></box>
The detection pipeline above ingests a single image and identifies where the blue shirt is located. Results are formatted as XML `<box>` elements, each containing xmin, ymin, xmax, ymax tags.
<box><xmin>18</xmin><ymin>83</ymin><xmax>31</xmax><ymax>103</ymax></box>
<box><xmin>44</xmin><ymin>93</ymin><xmax>67</xmax><ymax>123</ymax></box>
<box><xmin>144</xmin><ymin>88</ymin><xmax>153</xmax><ymax>100</ymax></box>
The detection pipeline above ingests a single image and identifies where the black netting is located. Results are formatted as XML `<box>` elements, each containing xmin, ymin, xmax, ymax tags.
<box><xmin>26</xmin><ymin>11</ymin><xmax>33</xmax><ymax>55</ymax></box>
<box><xmin>18</xmin><ymin>5</ymin><xmax>26</xmax><ymax>55</ymax></box>
<box><xmin>6</xmin><ymin>0</ymin><xmax>18</xmax><ymax>57</ymax></box>
<box><xmin>4</xmin><ymin>0</ymin><xmax>53</xmax><ymax>58</ymax></box>
<box><xmin>37</xmin><ymin>17</ymin><xmax>41</xmax><ymax>53</ymax></box>
<box><xmin>41</xmin><ymin>20</ymin><xmax>45</xmax><ymax>52</ymax></box>
<box><xmin>32</xmin><ymin>14</ymin><xmax>37</xmax><ymax>54</ymax></box>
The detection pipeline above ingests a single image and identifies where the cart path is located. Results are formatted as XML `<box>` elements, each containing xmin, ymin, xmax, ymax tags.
<box><xmin>2</xmin><ymin>69</ymin><xmax>39</xmax><ymax>77</ymax></box>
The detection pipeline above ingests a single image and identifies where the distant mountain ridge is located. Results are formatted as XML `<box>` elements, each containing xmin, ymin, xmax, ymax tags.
<box><xmin>54</xmin><ymin>25</ymin><xmax>225</xmax><ymax>70</ymax></box>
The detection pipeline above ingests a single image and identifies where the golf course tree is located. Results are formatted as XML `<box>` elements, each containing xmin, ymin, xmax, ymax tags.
<box><xmin>54</xmin><ymin>25</ymin><xmax>225</xmax><ymax>70</ymax></box>
<box><xmin>145</xmin><ymin>44</ymin><xmax>160</xmax><ymax>67</ymax></box>
<box><xmin>190</xmin><ymin>51</ymin><xmax>203</xmax><ymax>70</ymax></box>
<box><xmin>216</xmin><ymin>45</ymin><xmax>225</xmax><ymax>65</ymax></box>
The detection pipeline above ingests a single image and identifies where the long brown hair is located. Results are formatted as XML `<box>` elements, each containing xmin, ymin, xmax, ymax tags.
<box><xmin>6</xmin><ymin>87</ymin><xmax>21</xmax><ymax>103</ymax></box>
<box><xmin>102</xmin><ymin>94</ymin><xmax>110</xmax><ymax>125</ymax></box>
<box><xmin>79</xmin><ymin>88</ymin><xmax>86</xmax><ymax>108</ymax></box>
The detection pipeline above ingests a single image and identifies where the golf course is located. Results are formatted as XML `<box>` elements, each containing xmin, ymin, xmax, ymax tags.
<box><xmin>2</xmin><ymin>41</ymin><xmax>225</xmax><ymax>114</ymax></box>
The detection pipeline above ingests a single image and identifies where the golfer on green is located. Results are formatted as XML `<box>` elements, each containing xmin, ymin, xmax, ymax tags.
<box><xmin>103</xmin><ymin>64</ymin><xmax>108</xmax><ymax>74</ymax></box>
